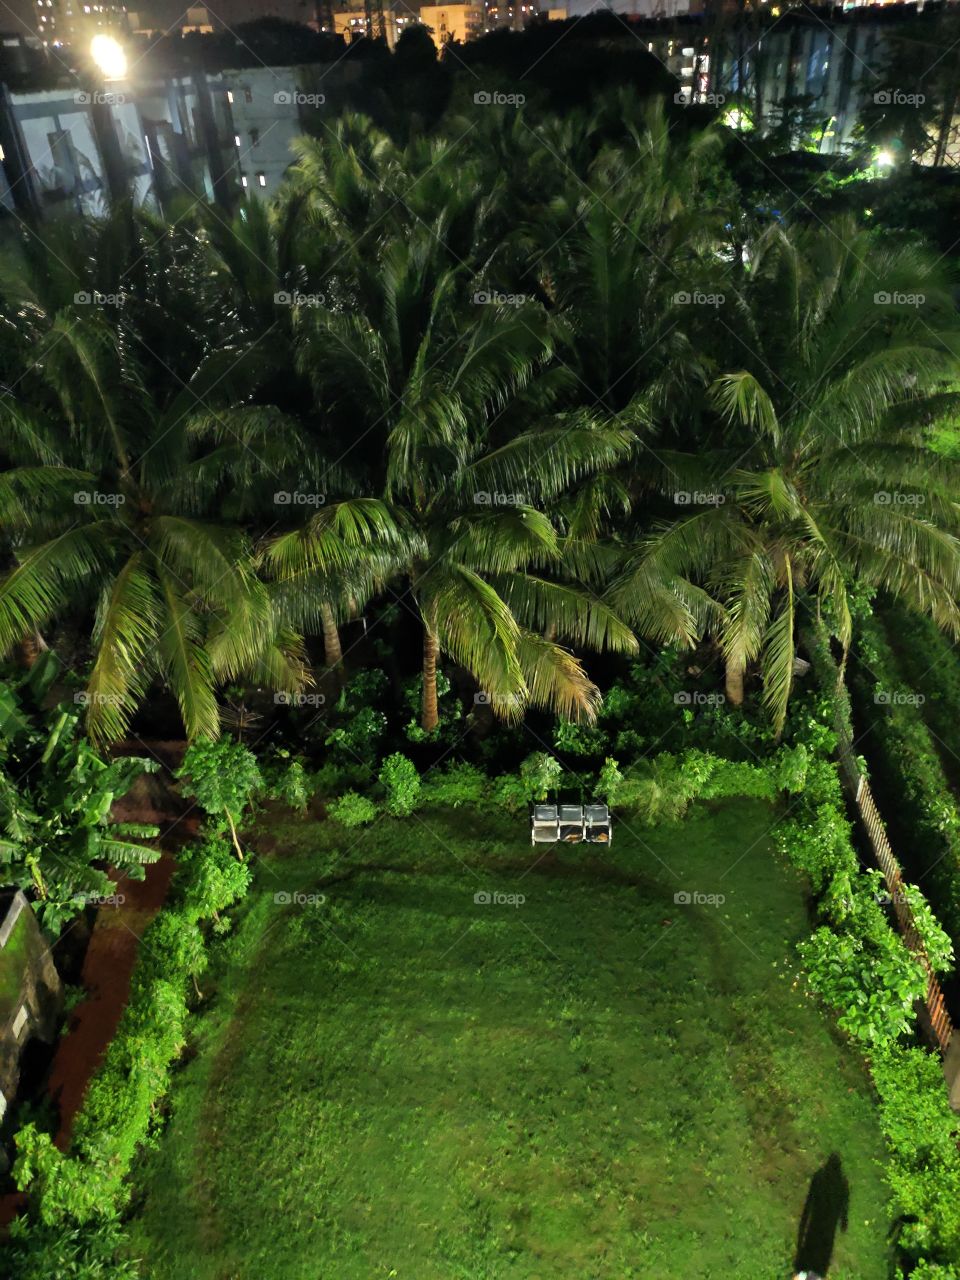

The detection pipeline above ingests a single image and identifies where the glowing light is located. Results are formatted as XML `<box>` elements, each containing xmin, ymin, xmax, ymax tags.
<box><xmin>875</xmin><ymin>148</ymin><xmax>894</xmax><ymax>168</ymax></box>
<box><xmin>722</xmin><ymin>107</ymin><xmax>754</xmax><ymax>132</ymax></box>
<box><xmin>90</xmin><ymin>34</ymin><xmax>126</xmax><ymax>79</ymax></box>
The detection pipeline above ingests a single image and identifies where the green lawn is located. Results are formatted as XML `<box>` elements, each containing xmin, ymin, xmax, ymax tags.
<box><xmin>128</xmin><ymin>798</ymin><xmax>891</xmax><ymax>1279</ymax></box>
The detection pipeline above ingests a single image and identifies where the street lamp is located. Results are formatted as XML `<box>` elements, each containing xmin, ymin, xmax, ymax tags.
<box><xmin>90</xmin><ymin>34</ymin><xmax>127</xmax><ymax>80</ymax></box>
<box><xmin>874</xmin><ymin>148</ymin><xmax>894</xmax><ymax>170</ymax></box>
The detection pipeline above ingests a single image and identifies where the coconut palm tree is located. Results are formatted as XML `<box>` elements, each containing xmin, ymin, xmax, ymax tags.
<box><xmin>0</xmin><ymin>229</ymin><xmax>306</xmax><ymax>745</ymax></box>
<box><xmin>266</xmin><ymin>210</ymin><xmax>638</xmax><ymax>730</ymax></box>
<box><xmin>611</xmin><ymin>221</ymin><xmax>960</xmax><ymax>731</ymax></box>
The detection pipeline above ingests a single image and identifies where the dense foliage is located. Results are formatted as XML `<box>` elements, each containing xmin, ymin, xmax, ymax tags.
<box><xmin>0</xmin><ymin>657</ymin><xmax>158</xmax><ymax>929</ymax></box>
<box><xmin>2</xmin><ymin>95</ymin><xmax>960</xmax><ymax>744</ymax></box>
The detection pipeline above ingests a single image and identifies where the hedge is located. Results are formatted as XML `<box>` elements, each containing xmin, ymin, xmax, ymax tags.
<box><xmin>849</xmin><ymin>614</ymin><xmax>960</xmax><ymax>943</ymax></box>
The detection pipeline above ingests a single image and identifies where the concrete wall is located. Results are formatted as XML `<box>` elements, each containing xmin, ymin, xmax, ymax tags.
<box><xmin>221</xmin><ymin>64</ymin><xmax>312</xmax><ymax>199</ymax></box>
<box><xmin>0</xmin><ymin>891</ymin><xmax>63</xmax><ymax>1121</ymax></box>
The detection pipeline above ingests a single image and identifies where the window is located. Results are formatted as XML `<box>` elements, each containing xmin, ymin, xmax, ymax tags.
<box><xmin>240</xmin><ymin>172</ymin><xmax>248</xmax><ymax>187</ymax></box>
<box><xmin>226</xmin><ymin>89</ymin><xmax>234</xmax><ymax>103</ymax></box>
<box><xmin>234</xmin><ymin>134</ymin><xmax>241</xmax><ymax>146</ymax></box>
<box><xmin>243</xmin><ymin>87</ymin><xmax>252</xmax><ymax>104</ymax></box>
<box><xmin>257</xmin><ymin>172</ymin><xmax>266</xmax><ymax>187</ymax></box>
<box><xmin>45</xmin><ymin>129</ymin><xmax>77</xmax><ymax>191</ymax></box>
<box><xmin>250</xmin><ymin>128</ymin><xmax>259</xmax><ymax>146</ymax></box>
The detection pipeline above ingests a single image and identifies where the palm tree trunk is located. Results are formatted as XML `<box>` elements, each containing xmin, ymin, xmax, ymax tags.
<box><xmin>19</xmin><ymin>630</ymin><xmax>45</xmax><ymax>668</ymax></box>
<box><xmin>725</xmin><ymin>658</ymin><xmax>744</xmax><ymax>707</ymax></box>
<box><xmin>320</xmin><ymin>601</ymin><xmax>343</xmax><ymax>672</ymax></box>
<box><xmin>422</xmin><ymin>621</ymin><xmax>440</xmax><ymax>732</ymax></box>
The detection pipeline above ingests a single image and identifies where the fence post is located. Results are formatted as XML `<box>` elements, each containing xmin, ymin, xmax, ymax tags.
<box><xmin>943</xmin><ymin>1031</ymin><xmax>960</xmax><ymax>1110</ymax></box>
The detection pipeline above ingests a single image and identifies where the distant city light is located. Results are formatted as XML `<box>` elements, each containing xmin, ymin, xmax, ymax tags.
<box><xmin>90</xmin><ymin>34</ymin><xmax>126</xmax><ymax>79</ymax></box>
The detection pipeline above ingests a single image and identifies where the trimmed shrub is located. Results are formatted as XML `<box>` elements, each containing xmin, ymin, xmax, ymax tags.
<box><xmin>378</xmin><ymin>753</ymin><xmax>421</xmax><ymax>817</ymax></box>
<box><xmin>327</xmin><ymin>791</ymin><xmax>378</xmax><ymax>828</ymax></box>
<box><xmin>420</xmin><ymin>762</ymin><xmax>488</xmax><ymax>809</ymax></box>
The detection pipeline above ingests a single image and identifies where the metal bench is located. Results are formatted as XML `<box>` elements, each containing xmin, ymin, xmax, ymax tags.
<box><xmin>531</xmin><ymin>804</ymin><xmax>560</xmax><ymax>844</ymax></box>
<box><xmin>529</xmin><ymin>802</ymin><xmax>613</xmax><ymax>844</ymax></box>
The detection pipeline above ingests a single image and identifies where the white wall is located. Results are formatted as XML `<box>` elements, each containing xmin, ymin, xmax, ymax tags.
<box><xmin>221</xmin><ymin>65</ymin><xmax>313</xmax><ymax>199</ymax></box>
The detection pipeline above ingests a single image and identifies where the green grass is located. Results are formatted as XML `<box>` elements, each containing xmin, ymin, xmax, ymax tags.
<box><xmin>128</xmin><ymin>799</ymin><xmax>891</xmax><ymax>1280</ymax></box>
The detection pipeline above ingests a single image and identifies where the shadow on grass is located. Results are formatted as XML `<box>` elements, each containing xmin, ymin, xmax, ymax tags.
<box><xmin>794</xmin><ymin>1153</ymin><xmax>849</xmax><ymax>1277</ymax></box>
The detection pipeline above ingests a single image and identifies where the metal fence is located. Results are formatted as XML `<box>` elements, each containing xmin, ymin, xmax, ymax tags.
<box><xmin>835</xmin><ymin>726</ymin><xmax>954</xmax><ymax>1053</ymax></box>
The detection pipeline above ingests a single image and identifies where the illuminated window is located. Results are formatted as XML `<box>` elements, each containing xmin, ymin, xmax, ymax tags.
<box><xmin>240</xmin><ymin>173</ymin><xmax>248</xmax><ymax>187</ymax></box>
<box><xmin>257</xmin><ymin>172</ymin><xmax>266</xmax><ymax>187</ymax></box>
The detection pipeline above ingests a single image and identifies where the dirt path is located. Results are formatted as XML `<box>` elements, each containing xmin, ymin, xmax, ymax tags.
<box><xmin>0</xmin><ymin>743</ymin><xmax>195</xmax><ymax>1226</ymax></box>
<box><xmin>46</xmin><ymin>851</ymin><xmax>180</xmax><ymax>1147</ymax></box>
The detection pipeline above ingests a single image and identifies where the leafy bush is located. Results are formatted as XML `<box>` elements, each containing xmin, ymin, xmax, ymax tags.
<box><xmin>489</xmin><ymin>753</ymin><xmax>565</xmax><ymax>813</ymax></box>
<box><xmin>312</xmin><ymin>761</ymin><xmax>370</xmax><ymax>798</ymax></box>
<box><xmin>596</xmin><ymin>757</ymin><xmax>624</xmax><ymax>803</ymax></box>
<box><xmin>872</xmin><ymin>1045</ymin><xmax>960</xmax><ymax>1272</ymax></box>
<box><xmin>327</xmin><ymin>791</ymin><xmax>378</xmax><ymax>828</ymax></box>
<box><xmin>262</xmin><ymin>750</ymin><xmax>311</xmax><ymax>813</ymax></box>
<box><xmin>0</xmin><ymin>678</ymin><xmax>159</xmax><ymax>930</ymax></box>
<box><xmin>176</xmin><ymin>833</ymin><xmax>252</xmax><ymax>927</ymax></box>
<box><xmin>420</xmin><ymin>762</ymin><xmax>488</xmax><ymax>809</ymax></box>
<box><xmin>775</xmin><ymin>800</ymin><xmax>858</xmax><ymax>894</ymax></box>
<box><xmin>898</xmin><ymin>881</ymin><xmax>955</xmax><ymax>975</ymax></box>
<box><xmin>177</xmin><ymin>739</ymin><xmax>263</xmax><ymax>860</ymax></box>
<box><xmin>378</xmin><ymin>753</ymin><xmax>421</xmax><ymax>817</ymax></box>
<box><xmin>3</xmin><ymin>1212</ymin><xmax>139</xmax><ymax>1278</ymax></box>
<box><xmin>850</xmin><ymin>618</ymin><xmax>960</xmax><ymax>942</ymax></box>
<box><xmin>337</xmin><ymin>668</ymin><xmax>389</xmax><ymax>714</ymax></box>
<box><xmin>490</xmin><ymin>773</ymin><xmax>530</xmax><ymax>813</ymax></box>
<box><xmin>519</xmin><ymin>752</ymin><xmax>563</xmax><ymax>800</ymax></box>
<box><xmin>798</xmin><ymin>913</ymin><xmax>927</xmax><ymax>1046</ymax></box>
<box><xmin>552</xmin><ymin>718</ymin><xmax>608</xmax><ymax>758</ymax></box>
<box><xmin>325</xmin><ymin>707</ymin><xmax>388</xmax><ymax>763</ymax></box>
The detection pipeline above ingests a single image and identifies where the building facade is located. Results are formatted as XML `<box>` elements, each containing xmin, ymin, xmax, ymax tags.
<box><xmin>221</xmin><ymin>64</ymin><xmax>312</xmax><ymax>197</ymax></box>
<box><xmin>418</xmin><ymin>4</ymin><xmax>484</xmax><ymax>45</ymax></box>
